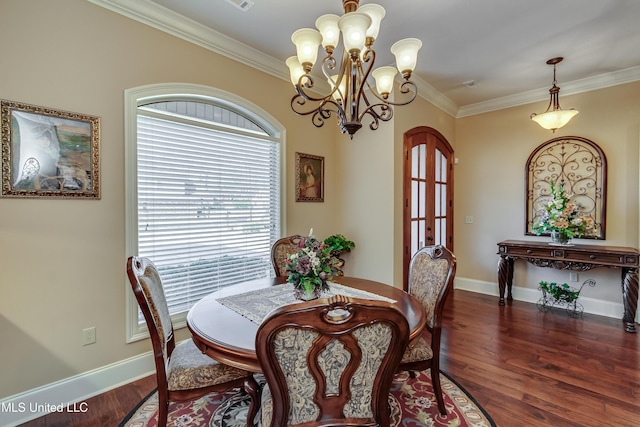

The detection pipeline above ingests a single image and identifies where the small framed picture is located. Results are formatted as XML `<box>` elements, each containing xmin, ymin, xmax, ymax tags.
<box><xmin>1</xmin><ymin>99</ymin><xmax>100</xmax><ymax>198</ymax></box>
<box><xmin>295</xmin><ymin>152</ymin><xmax>324</xmax><ymax>202</ymax></box>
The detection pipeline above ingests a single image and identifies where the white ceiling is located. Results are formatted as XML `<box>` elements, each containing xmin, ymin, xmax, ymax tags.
<box><xmin>92</xmin><ymin>0</ymin><xmax>640</xmax><ymax>117</ymax></box>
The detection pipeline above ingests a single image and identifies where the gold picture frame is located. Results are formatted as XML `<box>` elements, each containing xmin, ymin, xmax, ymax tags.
<box><xmin>1</xmin><ymin>99</ymin><xmax>100</xmax><ymax>198</ymax></box>
<box><xmin>295</xmin><ymin>152</ymin><xmax>324</xmax><ymax>202</ymax></box>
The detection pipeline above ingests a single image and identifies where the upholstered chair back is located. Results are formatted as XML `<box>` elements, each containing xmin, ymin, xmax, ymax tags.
<box><xmin>128</xmin><ymin>256</ymin><xmax>175</xmax><ymax>367</ymax></box>
<box><xmin>256</xmin><ymin>294</ymin><xmax>409</xmax><ymax>427</ymax></box>
<box><xmin>271</xmin><ymin>234</ymin><xmax>304</xmax><ymax>277</ymax></box>
<box><xmin>407</xmin><ymin>245</ymin><xmax>456</xmax><ymax>329</ymax></box>
<box><xmin>127</xmin><ymin>256</ymin><xmax>257</xmax><ymax>427</ymax></box>
<box><xmin>399</xmin><ymin>244</ymin><xmax>456</xmax><ymax>416</ymax></box>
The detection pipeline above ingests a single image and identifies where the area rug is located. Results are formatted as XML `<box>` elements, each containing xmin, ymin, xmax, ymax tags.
<box><xmin>120</xmin><ymin>370</ymin><xmax>495</xmax><ymax>427</ymax></box>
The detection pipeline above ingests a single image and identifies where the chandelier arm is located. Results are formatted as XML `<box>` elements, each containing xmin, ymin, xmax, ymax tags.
<box><xmin>353</xmin><ymin>48</ymin><xmax>375</xmax><ymax>111</ymax></box>
<box><xmin>321</xmin><ymin>51</ymin><xmax>349</xmax><ymax>108</ymax></box>
<box><xmin>320</xmin><ymin>54</ymin><xmax>342</xmax><ymax>101</ymax></box>
<box><xmin>293</xmin><ymin>74</ymin><xmax>326</xmax><ymax>103</ymax></box>
<box><xmin>290</xmin><ymin>95</ymin><xmax>346</xmax><ymax>129</ymax></box>
<box><xmin>358</xmin><ymin>103</ymin><xmax>393</xmax><ymax>131</ymax></box>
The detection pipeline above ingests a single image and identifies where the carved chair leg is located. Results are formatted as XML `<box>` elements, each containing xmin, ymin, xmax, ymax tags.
<box><xmin>157</xmin><ymin>389</ymin><xmax>169</xmax><ymax>427</ymax></box>
<box><xmin>431</xmin><ymin>368</ymin><xmax>447</xmax><ymax>415</ymax></box>
<box><xmin>244</xmin><ymin>376</ymin><xmax>261</xmax><ymax>427</ymax></box>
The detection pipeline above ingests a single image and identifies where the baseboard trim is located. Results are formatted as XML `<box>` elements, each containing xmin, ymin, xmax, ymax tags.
<box><xmin>454</xmin><ymin>276</ymin><xmax>627</xmax><ymax>320</ymax></box>
<box><xmin>0</xmin><ymin>351</ymin><xmax>155</xmax><ymax>426</ymax></box>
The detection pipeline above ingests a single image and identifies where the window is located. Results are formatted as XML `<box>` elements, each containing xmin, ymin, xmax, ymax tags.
<box><xmin>125</xmin><ymin>84</ymin><xmax>285</xmax><ymax>342</ymax></box>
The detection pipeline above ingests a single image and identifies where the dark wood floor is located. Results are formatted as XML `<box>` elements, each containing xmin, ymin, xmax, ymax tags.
<box><xmin>20</xmin><ymin>289</ymin><xmax>639</xmax><ymax>426</ymax></box>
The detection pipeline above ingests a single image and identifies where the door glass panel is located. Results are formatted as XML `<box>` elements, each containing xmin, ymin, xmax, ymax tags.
<box><xmin>435</xmin><ymin>183</ymin><xmax>441</xmax><ymax>216</ymax></box>
<box><xmin>438</xmin><ymin>149</ymin><xmax>447</xmax><ymax>181</ymax></box>
<box><xmin>435</xmin><ymin>218</ymin><xmax>442</xmax><ymax>245</ymax></box>
<box><xmin>412</xmin><ymin>146</ymin><xmax>419</xmax><ymax>177</ymax></box>
<box><xmin>441</xmin><ymin>184</ymin><xmax>446</xmax><ymax>215</ymax></box>
<box><xmin>419</xmin><ymin>145</ymin><xmax>426</xmax><ymax>179</ymax></box>
<box><xmin>418</xmin><ymin>220</ymin><xmax>425</xmax><ymax>249</ymax></box>
<box><xmin>411</xmin><ymin>220</ymin><xmax>418</xmax><ymax>255</ymax></box>
<box><xmin>419</xmin><ymin>181</ymin><xmax>426</xmax><ymax>217</ymax></box>
<box><xmin>411</xmin><ymin>181</ymin><xmax>418</xmax><ymax>217</ymax></box>
<box><xmin>440</xmin><ymin>218</ymin><xmax>447</xmax><ymax>245</ymax></box>
<box><xmin>435</xmin><ymin>149</ymin><xmax>441</xmax><ymax>180</ymax></box>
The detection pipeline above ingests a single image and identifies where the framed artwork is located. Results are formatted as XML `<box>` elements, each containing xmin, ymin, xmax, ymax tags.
<box><xmin>525</xmin><ymin>136</ymin><xmax>606</xmax><ymax>239</ymax></box>
<box><xmin>1</xmin><ymin>99</ymin><xmax>100</xmax><ymax>198</ymax></box>
<box><xmin>295</xmin><ymin>152</ymin><xmax>324</xmax><ymax>202</ymax></box>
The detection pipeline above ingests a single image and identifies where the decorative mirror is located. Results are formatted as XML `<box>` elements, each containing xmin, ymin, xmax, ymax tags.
<box><xmin>525</xmin><ymin>136</ymin><xmax>607</xmax><ymax>239</ymax></box>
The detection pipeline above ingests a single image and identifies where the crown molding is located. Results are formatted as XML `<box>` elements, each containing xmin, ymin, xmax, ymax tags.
<box><xmin>412</xmin><ymin>75</ymin><xmax>459</xmax><ymax>117</ymax></box>
<box><xmin>87</xmin><ymin>0</ymin><xmax>460</xmax><ymax>116</ymax></box>
<box><xmin>457</xmin><ymin>65</ymin><xmax>640</xmax><ymax>118</ymax></box>
<box><xmin>87</xmin><ymin>0</ymin><xmax>287</xmax><ymax>81</ymax></box>
<box><xmin>88</xmin><ymin>0</ymin><xmax>640</xmax><ymax>119</ymax></box>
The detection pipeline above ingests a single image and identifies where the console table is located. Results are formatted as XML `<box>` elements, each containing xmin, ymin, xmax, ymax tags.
<box><xmin>497</xmin><ymin>240</ymin><xmax>639</xmax><ymax>333</ymax></box>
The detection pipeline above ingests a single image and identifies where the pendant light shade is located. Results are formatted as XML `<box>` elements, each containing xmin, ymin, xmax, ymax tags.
<box><xmin>531</xmin><ymin>57</ymin><xmax>578</xmax><ymax>132</ymax></box>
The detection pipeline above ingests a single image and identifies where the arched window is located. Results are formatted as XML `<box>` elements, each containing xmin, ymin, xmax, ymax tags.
<box><xmin>125</xmin><ymin>83</ymin><xmax>285</xmax><ymax>341</ymax></box>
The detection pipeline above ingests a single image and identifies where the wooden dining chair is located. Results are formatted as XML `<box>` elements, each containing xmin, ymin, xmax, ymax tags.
<box><xmin>126</xmin><ymin>256</ymin><xmax>260</xmax><ymax>427</ymax></box>
<box><xmin>270</xmin><ymin>234</ymin><xmax>304</xmax><ymax>277</ymax></box>
<box><xmin>398</xmin><ymin>245</ymin><xmax>456</xmax><ymax>415</ymax></box>
<box><xmin>256</xmin><ymin>294</ymin><xmax>409</xmax><ymax>427</ymax></box>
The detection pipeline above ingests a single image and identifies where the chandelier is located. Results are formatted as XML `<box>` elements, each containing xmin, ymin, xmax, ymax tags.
<box><xmin>530</xmin><ymin>57</ymin><xmax>579</xmax><ymax>132</ymax></box>
<box><xmin>286</xmin><ymin>0</ymin><xmax>422</xmax><ymax>138</ymax></box>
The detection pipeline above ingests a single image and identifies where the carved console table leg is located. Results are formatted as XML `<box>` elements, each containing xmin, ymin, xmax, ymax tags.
<box><xmin>498</xmin><ymin>256</ymin><xmax>514</xmax><ymax>305</ymax></box>
<box><xmin>621</xmin><ymin>268</ymin><xmax>639</xmax><ymax>333</ymax></box>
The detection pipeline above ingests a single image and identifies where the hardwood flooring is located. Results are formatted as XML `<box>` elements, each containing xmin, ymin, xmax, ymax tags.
<box><xmin>19</xmin><ymin>289</ymin><xmax>639</xmax><ymax>426</ymax></box>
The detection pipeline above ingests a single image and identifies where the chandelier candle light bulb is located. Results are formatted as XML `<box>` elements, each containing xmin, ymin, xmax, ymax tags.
<box><xmin>291</xmin><ymin>28</ymin><xmax>322</xmax><ymax>71</ymax></box>
<box><xmin>287</xmin><ymin>0</ymin><xmax>422</xmax><ymax>138</ymax></box>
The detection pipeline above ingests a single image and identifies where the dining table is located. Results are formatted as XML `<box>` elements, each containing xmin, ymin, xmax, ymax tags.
<box><xmin>187</xmin><ymin>275</ymin><xmax>427</xmax><ymax>373</ymax></box>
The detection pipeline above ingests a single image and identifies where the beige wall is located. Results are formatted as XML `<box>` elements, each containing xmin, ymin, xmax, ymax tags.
<box><xmin>333</xmin><ymin>94</ymin><xmax>456</xmax><ymax>287</ymax></box>
<box><xmin>0</xmin><ymin>0</ymin><xmax>339</xmax><ymax>398</ymax></box>
<box><xmin>1</xmin><ymin>0</ymin><xmax>638</xmax><ymax>402</ymax></box>
<box><xmin>455</xmin><ymin>82</ymin><xmax>640</xmax><ymax>301</ymax></box>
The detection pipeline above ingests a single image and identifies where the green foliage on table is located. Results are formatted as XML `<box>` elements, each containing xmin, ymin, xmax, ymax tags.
<box><xmin>539</xmin><ymin>281</ymin><xmax>580</xmax><ymax>302</ymax></box>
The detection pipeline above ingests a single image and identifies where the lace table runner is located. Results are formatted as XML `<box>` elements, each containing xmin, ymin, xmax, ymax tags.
<box><xmin>216</xmin><ymin>282</ymin><xmax>395</xmax><ymax>324</ymax></box>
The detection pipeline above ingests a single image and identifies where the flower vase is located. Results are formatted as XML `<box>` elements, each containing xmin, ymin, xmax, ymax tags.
<box><xmin>550</xmin><ymin>230</ymin><xmax>571</xmax><ymax>245</ymax></box>
<box><xmin>294</xmin><ymin>286</ymin><xmax>321</xmax><ymax>301</ymax></box>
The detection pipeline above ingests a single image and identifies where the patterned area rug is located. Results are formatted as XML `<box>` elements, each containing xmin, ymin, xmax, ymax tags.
<box><xmin>120</xmin><ymin>370</ymin><xmax>495</xmax><ymax>427</ymax></box>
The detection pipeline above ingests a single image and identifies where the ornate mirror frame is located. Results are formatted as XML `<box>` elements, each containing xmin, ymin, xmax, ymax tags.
<box><xmin>525</xmin><ymin>136</ymin><xmax>607</xmax><ymax>239</ymax></box>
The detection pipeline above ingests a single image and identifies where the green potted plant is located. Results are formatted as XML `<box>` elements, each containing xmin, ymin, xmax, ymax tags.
<box><xmin>539</xmin><ymin>281</ymin><xmax>579</xmax><ymax>302</ymax></box>
<box><xmin>323</xmin><ymin>234</ymin><xmax>355</xmax><ymax>276</ymax></box>
<box><xmin>324</xmin><ymin>234</ymin><xmax>355</xmax><ymax>256</ymax></box>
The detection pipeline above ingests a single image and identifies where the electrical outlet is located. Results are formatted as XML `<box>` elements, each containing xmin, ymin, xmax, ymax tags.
<box><xmin>569</xmin><ymin>272</ymin><xmax>578</xmax><ymax>282</ymax></box>
<box><xmin>465</xmin><ymin>216</ymin><xmax>474</xmax><ymax>224</ymax></box>
<box><xmin>83</xmin><ymin>327</ymin><xmax>96</xmax><ymax>346</ymax></box>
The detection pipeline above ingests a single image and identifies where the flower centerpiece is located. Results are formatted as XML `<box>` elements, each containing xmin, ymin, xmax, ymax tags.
<box><xmin>533</xmin><ymin>180</ymin><xmax>595</xmax><ymax>244</ymax></box>
<box><xmin>285</xmin><ymin>229</ymin><xmax>339</xmax><ymax>300</ymax></box>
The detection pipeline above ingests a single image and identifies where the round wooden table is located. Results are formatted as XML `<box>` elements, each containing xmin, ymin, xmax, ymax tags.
<box><xmin>187</xmin><ymin>276</ymin><xmax>427</xmax><ymax>372</ymax></box>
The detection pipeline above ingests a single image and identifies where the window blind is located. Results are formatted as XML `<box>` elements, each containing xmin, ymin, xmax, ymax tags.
<box><xmin>136</xmin><ymin>113</ymin><xmax>280</xmax><ymax>319</ymax></box>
